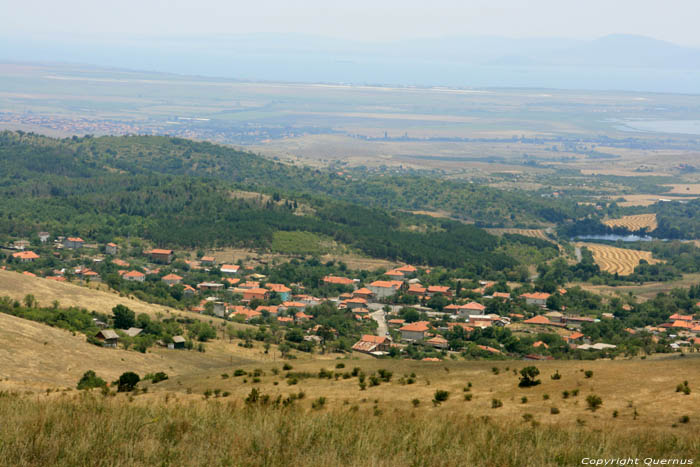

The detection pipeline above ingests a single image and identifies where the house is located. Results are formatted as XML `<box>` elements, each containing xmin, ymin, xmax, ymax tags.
<box><xmin>396</xmin><ymin>265</ymin><xmax>418</xmax><ymax>277</ymax></box>
<box><xmin>352</xmin><ymin>334</ymin><xmax>392</xmax><ymax>354</ymax></box>
<box><xmin>183</xmin><ymin>285</ymin><xmax>196</xmax><ymax>296</ymax></box>
<box><xmin>352</xmin><ymin>288</ymin><xmax>374</xmax><ymax>300</ymax></box>
<box><xmin>277</xmin><ymin>316</ymin><xmax>294</xmax><ymax>325</ymax></box>
<box><xmin>12</xmin><ymin>251</ymin><xmax>39</xmax><ymax>262</ymax></box>
<box><xmin>147</xmin><ymin>249</ymin><xmax>174</xmax><ymax>264</ymax></box>
<box><xmin>322</xmin><ymin>275</ymin><xmax>356</xmax><ymax>287</ymax></box>
<box><xmin>399</xmin><ymin>321</ymin><xmax>430</xmax><ymax>342</ymax></box>
<box><xmin>523</xmin><ymin>315</ymin><xmax>553</xmax><ymax>326</ymax></box>
<box><xmin>447</xmin><ymin>322</ymin><xmax>474</xmax><ymax>333</ymax></box>
<box><xmin>563</xmin><ymin>316</ymin><xmax>595</xmax><ymax>329</ymax></box>
<box><xmin>295</xmin><ymin>311</ymin><xmax>313</xmax><ymax>322</ymax></box>
<box><xmin>669</xmin><ymin>313</ymin><xmax>694</xmax><ymax>322</ymax></box>
<box><xmin>220</xmin><ymin>264</ymin><xmax>240</xmax><ymax>275</ymax></box>
<box><xmin>426</xmin><ymin>336</ymin><xmax>449</xmax><ymax>349</ymax></box>
<box><xmin>533</xmin><ymin>341</ymin><xmax>549</xmax><ymax>349</ymax></box>
<box><xmin>427</xmin><ymin>286</ymin><xmax>452</xmax><ymax>297</ymax></box>
<box><xmin>171</xmin><ymin>336</ymin><xmax>186</xmax><ymax>349</ymax></box>
<box><xmin>197</xmin><ymin>282</ymin><xmax>224</xmax><ymax>292</ymax></box>
<box><xmin>38</xmin><ymin>232</ymin><xmax>50</xmax><ymax>243</ymax></box>
<box><xmin>232</xmin><ymin>307</ymin><xmax>262</xmax><ymax>322</ymax></box>
<box><xmin>544</xmin><ymin>311</ymin><xmax>564</xmax><ymax>323</ymax></box>
<box><xmin>162</xmin><ymin>273</ymin><xmax>183</xmax><ymax>286</ymax></box>
<box><xmin>22</xmin><ymin>271</ymin><xmax>36</xmax><ymax>277</ymax></box>
<box><xmin>279</xmin><ymin>301</ymin><xmax>307</xmax><ymax>312</ymax></box>
<box><xmin>122</xmin><ymin>270</ymin><xmax>145</xmax><ymax>282</ymax></box>
<box><xmin>342</xmin><ymin>297</ymin><xmax>368</xmax><ymax>310</ymax></box>
<box><xmin>468</xmin><ymin>315</ymin><xmax>497</xmax><ymax>328</ymax></box>
<box><xmin>112</xmin><ymin>258</ymin><xmax>130</xmax><ymax>267</ymax></box>
<box><xmin>255</xmin><ymin>305</ymin><xmax>279</xmax><ymax>316</ymax></box>
<box><xmin>105</xmin><ymin>243</ymin><xmax>119</xmax><ymax>255</ymax></box>
<box><xmin>124</xmin><ymin>327</ymin><xmax>143</xmax><ymax>337</ymax></box>
<box><xmin>388</xmin><ymin>318</ymin><xmax>406</xmax><ymax>327</ymax></box>
<box><xmin>368</xmin><ymin>280</ymin><xmax>402</xmax><ymax>299</ymax></box>
<box><xmin>200</xmin><ymin>256</ymin><xmax>215</xmax><ymax>266</ymax></box>
<box><xmin>82</xmin><ymin>270</ymin><xmax>101</xmax><ymax>282</ymax></box>
<box><xmin>63</xmin><ymin>237</ymin><xmax>85</xmax><ymax>249</ymax></box>
<box><xmin>238</xmin><ymin>281</ymin><xmax>260</xmax><ymax>289</ymax></box>
<box><xmin>457</xmin><ymin>302</ymin><xmax>486</xmax><ymax>316</ymax></box>
<box><xmin>491</xmin><ymin>292</ymin><xmax>511</xmax><ymax>300</ymax></box>
<box><xmin>13</xmin><ymin>240</ymin><xmax>31</xmax><ymax>250</ymax></box>
<box><xmin>266</xmin><ymin>283</ymin><xmax>292</xmax><ymax>301</ymax></box>
<box><xmin>407</xmin><ymin>284</ymin><xmax>427</xmax><ymax>296</ymax></box>
<box><xmin>95</xmin><ymin>330</ymin><xmax>119</xmax><ymax>348</ymax></box>
<box><xmin>384</xmin><ymin>269</ymin><xmax>406</xmax><ymax>281</ymax></box>
<box><xmin>520</xmin><ymin>292</ymin><xmax>551</xmax><ymax>307</ymax></box>
<box><xmin>243</xmin><ymin>287</ymin><xmax>270</xmax><ymax>301</ymax></box>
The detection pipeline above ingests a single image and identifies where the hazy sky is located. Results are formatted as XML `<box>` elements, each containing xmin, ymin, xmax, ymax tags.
<box><xmin>3</xmin><ymin>0</ymin><xmax>700</xmax><ymax>46</ymax></box>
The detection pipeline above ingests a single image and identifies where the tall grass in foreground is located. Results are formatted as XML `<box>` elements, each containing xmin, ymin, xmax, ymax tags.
<box><xmin>0</xmin><ymin>392</ymin><xmax>697</xmax><ymax>467</ymax></box>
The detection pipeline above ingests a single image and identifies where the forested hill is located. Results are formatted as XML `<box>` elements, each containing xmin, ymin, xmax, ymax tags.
<box><xmin>0</xmin><ymin>131</ymin><xmax>591</xmax><ymax>228</ymax></box>
<box><xmin>0</xmin><ymin>131</ymin><xmax>563</xmax><ymax>272</ymax></box>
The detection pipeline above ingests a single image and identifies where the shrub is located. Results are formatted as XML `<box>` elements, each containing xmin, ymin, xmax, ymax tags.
<box><xmin>584</xmin><ymin>370</ymin><xmax>593</xmax><ymax>379</ymax></box>
<box><xmin>351</xmin><ymin>367</ymin><xmax>361</xmax><ymax>377</ymax></box>
<box><xmin>522</xmin><ymin>413</ymin><xmax>534</xmax><ymax>422</ymax></box>
<box><xmin>369</xmin><ymin>376</ymin><xmax>380</xmax><ymax>387</ymax></box>
<box><xmin>521</xmin><ymin>396</ymin><xmax>528</xmax><ymax>404</ymax></box>
<box><xmin>116</xmin><ymin>372</ymin><xmax>140</xmax><ymax>392</ymax></box>
<box><xmin>613</xmin><ymin>410</ymin><xmax>619</xmax><ymax>418</ymax></box>
<box><xmin>464</xmin><ymin>394</ymin><xmax>472</xmax><ymax>401</ymax></box>
<box><xmin>150</xmin><ymin>372</ymin><xmax>168</xmax><ymax>384</ymax></box>
<box><xmin>335</xmin><ymin>363</ymin><xmax>345</xmax><ymax>369</ymax></box>
<box><xmin>586</xmin><ymin>394</ymin><xmax>603</xmax><ymax>411</ymax></box>
<box><xmin>377</xmin><ymin>369</ymin><xmax>392</xmax><ymax>382</ymax></box>
<box><xmin>543</xmin><ymin>394</ymin><xmax>550</xmax><ymax>400</ymax></box>
<box><xmin>221</xmin><ymin>373</ymin><xmax>229</xmax><ymax>379</ymax></box>
<box><xmin>282</xmin><ymin>363</ymin><xmax>293</xmax><ymax>371</ymax></box>
<box><xmin>233</xmin><ymin>369</ymin><xmax>246</xmax><ymax>377</ymax></box>
<box><xmin>676</xmin><ymin>381</ymin><xmax>691</xmax><ymax>395</ymax></box>
<box><xmin>312</xmin><ymin>397</ymin><xmax>326</xmax><ymax>410</ymax></box>
<box><xmin>550</xmin><ymin>407</ymin><xmax>560</xmax><ymax>415</ymax></box>
<box><xmin>77</xmin><ymin>370</ymin><xmax>106</xmax><ymax>390</ymax></box>
<box><xmin>432</xmin><ymin>390</ymin><xmax>449</xmax><ymax>406</ymax></box>
<box><xmin>412</xmin><ymin>399</ymin><xmax>420</xmax><ymax>407</ymax></box>
<box><xmin>679</xmin><ymin>415</ymin><xmax>690</xmax><ymax>424</ymax></box>
<box><xmin>551</xmin><ymin>371</ymin><xmax>561</xmax><ymax>380</ymax></box>
<box><xmin>491</xmin><ymin>398</ymin><xmax>503</xmax><ymax>409</ymax></box>
<box><xmin>491</xmin><ymin>367</ymin><xmax>499</xmax><ymax>375</ymax></box>
<box><xmin>518</xmin><ymin>366</ymin><xmax>541</xmax><ymax>388</ymax></box>
<box><xmin>562</xmin><ymin>390</ymin><xmax>569</xmax><ymax>399</ymax></box>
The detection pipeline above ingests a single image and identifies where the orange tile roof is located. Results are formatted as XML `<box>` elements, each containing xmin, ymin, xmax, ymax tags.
<box><xmin>397</xmin><ymin>265</ymin><xmax>417</xmax><ymax>273</ymax></box>
<box><xmin>12</xmin><ymin>251</ymin><xmax>39</xmax><ymax>260</ymax></box>
<box><xmin>477</xmin><ymin>345</ymin><xmax>501</xmax><ymax>354</ymax></box>
<box><xmin>461</xmin><ymin>302</ymin><xmax>486</xmax><ymax>311</ymax></box>
<box><xmin>447</xmin><ymin>322</ymin><xmax>474</xmax><ymax>332</ymax></box>
<box><xmin>220</xmin><ymin>264</ymin><xmax>240</xmax><ymax>272</ymax></box>
<box><xmin>426</xmin><ymin>336</ymin><xmax>448</xmax><ymax>344</ymax></box>
<box><xmin>400</xmin><ymin>321</ymin><xmax>430</xmax><ymax>332</ymax></box>
<box><xmin>277</xmin><ymin>317</ymin><xmax>294</xmax><ymax>323</ymax></box>
<box><xmin>427</xmin><ymin>286</ymin><xmax>450</xmax><ymax>294</ymax></box>
<box><xmin>388</xmin><ymin>319</ymin><xmax>406</xmax><ymax>325</ymax></box>
<box><xmin>353</xmin><ymin>287</ymin><xmax>373</xmax><ymax>295</ymax></box>
<box><xmin>492</xmin><ymin>292</ymin><xmax>511</xmax><ymax>299</ymax></box>
<box><xmin>671</xmin><ymin>320</ymin><xmax>693</xmax><ymax>329</ymax></box>
<box><xmin>149</xmin><ymin>249</ymin><xmax>173</xmax><ymax>255</ymax></box>
<box><xmin>408</xmin><ymin>284</ymin><xmax>427</xmax><ymax>293</ymax></box>
<box><xmin>370</xmin><ymin>280</ymin><xmax>402</xmax><ymax>288</ymax></box>
<box><xmin>521</xmin><ymin>292</ymin><xmax>551</xmax><ymax>300</ymax></box>
<box><xmin>669</xmin><ymin>313</ymin><xmax>693</xmax><ymax>321</ymax></box>
<box><xmin>112</xmin><ymin>259</ymin><xmax>130</xmax><ymax>267</ymax></box>
<box><xmin>523</xmin><ymin>315</ymin><xmax>552</xmax><ymax>325</ymax></box>
<box><xmin>233</xmin><ymin>308</ymin><xmax>261</xmax><ymax>320</ymax></box>
<box><xmin>385</xmin><ymin>269</ymin><xmax>405</xmax><ymax>277</ymax></box>
<box><xmin>162</xmin><ymin>273</ymin><xmax>183</xmax><ymax>281</ymax></box>
<box><xmin>22</xmin><ymin>271</ymin><xmax>36</xmax><ymax>277</ymax></box>
<box><xmin>565</xmin><ymin>331</ymin><xmax>584</xmax><ymax>340</ymax></box>
<box><xmin>267</xmin><ymin>283</ymin><xmax>292</xmax><ymax>293</ymax></box>
<box><xmin>323</xmin><ymin>275</ymin><xmax>355</xmax><ymax>285</ymax></box>
<box><xmin>533</xmin><ymin>341</ymin><xmax>549</xmax><ymax>348</ymax></box>
<box><xmin>122</xmin><ymin>270</ymin><xmax>145</xmax><ymax>278</ymax></box>
<box><xmin>360</xmin><ymin>334</ymin><xmax>389</xmax><ymax>344</ymax></box>
<box><xmin>422</xmin><ymin>357</ymin><xmax>441</xmax><ymax>361</ymax></box>
<box><xmin>200</xmin><ymin>256</ymin><xmax>215</xmax><ymax>262</ymax></box>
<box><xmin>67</xmin><ymin>237</ymin><xmax>84</xmax><ymax>242</ymax></box>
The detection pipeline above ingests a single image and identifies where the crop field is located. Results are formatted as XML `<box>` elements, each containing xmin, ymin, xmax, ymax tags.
<box><xmin>576</xmin><ymin>243</ymin><xmax>662</xmax><ymax>276</ymax></box>
<box><xmin>486</xmin><ymin>228</ymin><xmax>553</xmax><ymax>241</ymax></box>
<box><xmin>664</xmin><ymin>184</ymin><xmax>700</xmax><ymax>195</ymax></box>
<box><xmin>603</xmin><ymin>213</ymin><xmax>658</xmax><ymax>232</ymax></box>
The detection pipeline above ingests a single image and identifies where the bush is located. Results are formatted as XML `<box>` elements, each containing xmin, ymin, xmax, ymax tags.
<box><xmin>412</xmin><ymin>399</ymin><xmax>420</xmax><ymax>407</ymax></box>
<box><xmin>335</xmin><ymin>363</ymin><xmax>345</xmax><ymax>369</ymax></box>
<box><xmin>562</xmin><ymin>391</ymin><xmax>569</xmax><ymax>399</ymax></box>
<box><xmin>312</xmin><ymin>397</ymin><xmax>326</xmax><ymax>410</ymax></box>
<box><xmin>550</xmin><ymin>407</ymin><xmax>560</xmax><ymax>415</ymax></box>
<box><xmin>521</xmin><ymin>396</ymin><xmax>528</xmax><ymax>404</ymax></box>
<box><xmin>76</xmin><ymin>370</ymin><xmax>106</xmax><ymax>390</ymax></box>
<box><xmin>518</xmin><ymin>366</ymin><xmax>541</xmax><ymax>388</ymax></box>
<box><xmin>676</xmin><ymin>381</ymin><xmax>691</xmax><ymax>395</ymax></box>
<box><xmin>377</xmin><ymin>369</ymin><xmax>392</xmax><ymax>382</ymax></box>
<box><xmin>551</xmin><ymin>371</ymin><xmax>561</xmax><ymax>380</ymax></box>
<box><xmin>432</xmin><ymin>390</ymin><xmax>449</xmax><ymax>406</ymax></box>
<box><xmin>233</xmin><ymin>369</ymin><xmax>246</xmax><ymax>377</ymax></box>
<box><xmin>282</xmin><ymin>363</ymin><xmax>293</xmax><ymax>371</ymax></box>
<box><xmin>586</xmin><ymin>394</ymin><xmax>603</xmax><ymax>411</ymax></box>
<box><xmin>584</xmin><ymin>370</ymin><xmax>593</xmax><ymax>379</ymax></box>
<box><xmin>150</xmin><ymin>372</ymin><xmax>168</xmax><ymax>384</ymax></box>
<box><xmin>116</xmin><ymin>372</ymin><xmax>140</xmax><ymax>392</ymax></box>
<box><xmin>522</xmin><ymin>413</ymin><xmax>534</xmax><ymax>422</ymax></box>
<box><xmin>679</xmin><ymin>415</ymin><xmax>690</xmax><ymax>424</ymax></box>
<box><xmin>464</xmin><ymin>394</ymin><xmax>472</xmax><ymax>401</ymax></box>
<box><xmin>491</xmin><ymin>398</ymin><xmax>503</xmax><ymax>409</ymax></box>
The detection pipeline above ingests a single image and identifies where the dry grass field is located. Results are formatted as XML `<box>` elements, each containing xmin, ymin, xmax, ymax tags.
<box><xmin>574</xmin><ymin>273</ymin><xmax>700</xmax><ymax>302</ymax></box>
<box><xmin>603</xmin><ymin>213</ymin><xmax>658</xmax><ymax>231</ymax></box>
<box><xmin>576</xmin><ymin>243</ymin><xmax>662</xmax><ymax>276</ymax></box>
<box><xmin>664</xmin><ymin>184</ymin><xmax>700</xmax><ymax>195</ymax></box>
<box><xmin>609</xmin><ymin>194</ymin><xmax>699</xmax><ymax>207</ymax></box>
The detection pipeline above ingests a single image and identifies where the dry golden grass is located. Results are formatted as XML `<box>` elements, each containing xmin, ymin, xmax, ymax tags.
<box><xmin>603</xmin><ymin>213</ymin><xmax>658</xmax><ymax>232</ymax></box>
<box><xmin>664</xmin><ymin>184</ymin><xmax>700</xmax><ymax>195</ymax></box>
<box><xmin>612</xmin><ymin>194</ymin><xmax>699</xmax><ymax>207</ymax></box>
<box><xmin>576</xmin><ymin>243</ymin><xmax>662</xmax><ymax>276</ymax></box>
<box><xmin>0</xmin><ymin>356</ymin><xmax>699</xmax><ymax>466</ymax></box>
<box><xmin>573</xmin><ymin>273</ymin><xmax>700</xmax><ymax>302</ymax></box>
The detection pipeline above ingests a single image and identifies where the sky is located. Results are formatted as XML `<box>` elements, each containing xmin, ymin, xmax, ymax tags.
<box><xmin>2</xmin><ymin>0</ymin><xmax>700</xmax><ymax>46</ymax></box>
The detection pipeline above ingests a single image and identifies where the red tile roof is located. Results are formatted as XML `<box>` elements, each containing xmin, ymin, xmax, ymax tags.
<box><xmin>12</xmin><ymin>251</ymin><xmax>39</xmax><ymax>260</ymax></box>
<box><xmin>400</xmin><ymin>321</ymin><xmax>430</xmax><ymax>332</ymax></box>
<box><xmin>323</xmin><ymin>275</ymin><xmax>355</xmax><ymax>285</ymax></box>
<box><xmin>523</xmin><ymin>315</ymin><xmax>552</xmax><ymax>325</ymax></box>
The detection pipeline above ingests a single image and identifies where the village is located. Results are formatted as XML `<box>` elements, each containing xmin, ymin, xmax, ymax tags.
<box><xmin>2</xmin><ymin>232</ymin><xmax>700</xmax><ymax>361</ymax></box>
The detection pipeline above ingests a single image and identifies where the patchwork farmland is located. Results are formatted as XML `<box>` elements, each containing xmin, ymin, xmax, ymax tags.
<box><xmin>576</xmin><ymin>242</ymin><xmax>662</xmax><ymax>276</ymax></box>
<box><xmin>603</xmin><ymin>213</ymin><xmax>657</xmax><ymax>232</ymax></box>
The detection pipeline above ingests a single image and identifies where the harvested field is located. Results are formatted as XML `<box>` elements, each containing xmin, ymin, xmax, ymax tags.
<box><xmin>487</xmin><ymin>228</ymin><xmax>553</xmax><ymax>241</ymax></box>
<box><xmin>612</xmin><ymin>194</ymin><xmax>698</xmax><ymax>207</ymax></box>
<box><xmin>603</xmin><ymin>213</ymin><xmax>657</xmax><ymax>232</ymax></box>
<box><xmin>663</xmin><ymin>184</ymin><xmax>700</xmax><ymax>194</ymax></box>
<box><xmin>576</xmin><ymin>243</ymin><xmax>662</xmax><ymax>276</ymax></box>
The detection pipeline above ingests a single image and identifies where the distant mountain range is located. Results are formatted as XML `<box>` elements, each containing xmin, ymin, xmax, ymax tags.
<box><xmin>2</xmin><ymin>33</ymin><xmax>700</xmax><ymax>92</ymax></box>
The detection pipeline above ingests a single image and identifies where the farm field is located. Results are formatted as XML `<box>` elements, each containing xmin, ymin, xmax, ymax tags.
<box><xmin>603</xmin><ymin>213</ymin><xmax>658</xmax><ymax>232</ymax></box>
<box><xmin>664</xmin><ymin>184</ymin><xmax>700</xmax><ymax>195</ymax></box>
<box><xmin>576</xmin><ymin>243</ymin><xmax>662</xmax><ymax>276</ymax></box>
<box><xmin>486</xmin><ymin>228</ymin><xmax>554</xmax><ymax>241</ymax></box>
<box><xmin>614</xmin><ymin>194</ymin><xmax>700</xmax><ymax>206</ymax></box>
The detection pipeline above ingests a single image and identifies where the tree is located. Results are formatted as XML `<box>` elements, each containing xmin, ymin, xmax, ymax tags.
<box><xmin>23</xmin><ymin>294</ymin><xmax>36</xmax><ymax>308</ymax></box>
<box><xmin>116</xmin><ymin>372</ymin><xmax>140</xmax><ymax>392</ymax></box>
<box><xmin>112</xmin><ymin>304</ymin><xmax>135</xmax><ymax>329</ymax></box>
<box><xmin>77</xmin><ymin>370</ymin><xmax>107</xmax><ymax>390</ymax></box>
<box><xmin>518</xmin><ymin>366</ymin><xmax>541</xmax><ymax>388</ymax></box>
